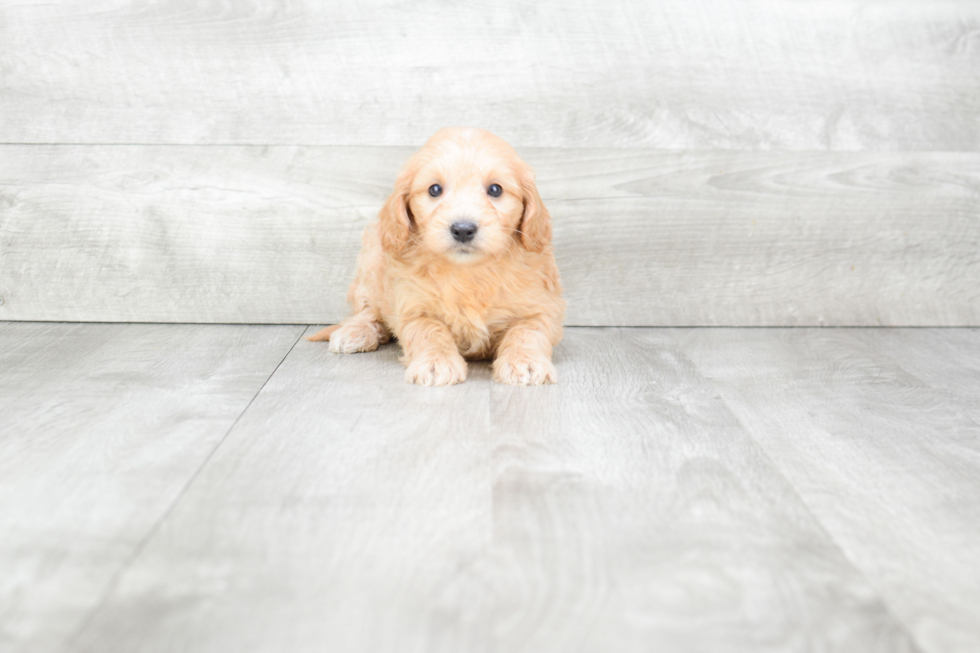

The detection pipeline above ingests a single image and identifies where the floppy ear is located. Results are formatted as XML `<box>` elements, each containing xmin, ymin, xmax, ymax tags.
<box><xmin>378</xmin><ymin>165</ymin><xmax>415</xmax><ymax>253</ymax></box>
<box><xmin>518</xmin><ymin>166</ymin><xmax>552</xmax><ymax>253</ymax></box>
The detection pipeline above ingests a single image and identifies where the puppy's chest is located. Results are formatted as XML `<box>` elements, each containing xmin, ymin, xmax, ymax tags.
<box><xmin>397</xmin><ymin>273</ymin><xmax>515</xmax><ymax>357</ymax></box>
<box><xmin>427</xmin><ymin>284</ymin><xmax>510</xmax><ymax>357</ymax></box>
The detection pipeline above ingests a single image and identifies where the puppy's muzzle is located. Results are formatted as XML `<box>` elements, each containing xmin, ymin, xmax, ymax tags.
<box><xmin>450</xmin><ymin>221</ymin><xmax>478</xmax><ymax>244</ymax></box>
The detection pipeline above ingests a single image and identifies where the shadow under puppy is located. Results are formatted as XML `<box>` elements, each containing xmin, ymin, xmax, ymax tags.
<box><xmin>308</xmin><ymin>127</ymin><xmax>565</xmax><ymax>386</ymax></box>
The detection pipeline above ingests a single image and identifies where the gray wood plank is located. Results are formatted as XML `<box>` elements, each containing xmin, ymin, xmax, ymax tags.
<box><xmin>72</xmin><ymin>329</ymin><xmax>496</xmax><ymax>653</ymax></box>
<box><xmin>0</xmin><ymin>145</ymin><xmax>399</xmax><ymax>324</ymax></box>
<box><xmin>486</xmin><ymin>329</ymin><xmax>914</xmax><ymax>652</ymax></box>
<box><xmin>552</xmin><ymin>151</ymin><xmax>980</xmax><ymax>327</ymax></box>
<box><xmin>2</xmin><ymin>146</ymin><xmax>977</xmax><ymax>326</ymax></box>
<box><xmin>856</xmin><ymin>329</ymin><xmax>980</xmax><ymax>425</ymax></box>
<box><xmin>0</xmin><ymin>322</ymin><xmax>303</xmax><ymax>653</ymax></box>
<box><xmin>674</xmin><ymin>328</ymin><xmax>980</xmax><ymax>653</ymax></box>
<box><xmin>72</xmin><ymin>328</ymin><xmax>914</xmax><ymax>652</ymax></box>
<box><xmin>1</xmin><ymin>1</ymin><xmax>977</xmax><ymax>149</ymax></box>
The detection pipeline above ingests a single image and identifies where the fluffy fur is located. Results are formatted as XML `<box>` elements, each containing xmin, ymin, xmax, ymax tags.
<box><xmin>308</xmin><ymin>127</ymin><xmax>565</xmax><ymax>386</ymax></box>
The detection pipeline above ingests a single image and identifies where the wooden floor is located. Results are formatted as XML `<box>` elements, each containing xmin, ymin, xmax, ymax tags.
<box><xmin>2</xmin><ymin>323</ymin><xmax>978</xmax><ymax>653</ymax></box>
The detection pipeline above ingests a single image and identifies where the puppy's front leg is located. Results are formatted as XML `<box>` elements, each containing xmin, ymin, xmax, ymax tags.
<box><xmin>399</xmin><ymin>317</ymin><xmax>467</xmax><ymax>386</ymax></box>
<box><xmin>493</xmin><ymin>318</ymin><xmax>558</xmax><ymax>386</ymax></box>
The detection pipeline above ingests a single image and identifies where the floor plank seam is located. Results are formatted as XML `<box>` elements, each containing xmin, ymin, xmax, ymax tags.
<box><xmin>697</xmin><ymin>375</ymin><xmax>930</xmax><ymax>653</ymax></box>
<box><xmin>62</xmin><ymin>325</ymin><xmax>308</xmax><ymax>649</ymax></box>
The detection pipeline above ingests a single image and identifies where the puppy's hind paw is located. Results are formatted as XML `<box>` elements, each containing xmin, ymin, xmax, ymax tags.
<box><xmin>493</xmin><ymin>353</ymin><xmax>557</xmax><ymax>386</ymax></box>
<box><xmin>327</xmin><ymin>321</ymin><xmax>384</xmax><ymax>354</ymax></box>
<box><xmin>405</xmin><ymin>354</ymin><xmax>468</xmax><ymax>387</ymax></box>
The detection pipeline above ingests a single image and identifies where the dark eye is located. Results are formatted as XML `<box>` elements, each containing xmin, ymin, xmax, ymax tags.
<box><xmin>428</xmin><ymin>184</ymin><xmax>442</xmax><ymax>197</ymax></box>
<box><xmin>487</xmin><ymin>183</ymin><xmax>502</xmax><ymax>198</ymax></box>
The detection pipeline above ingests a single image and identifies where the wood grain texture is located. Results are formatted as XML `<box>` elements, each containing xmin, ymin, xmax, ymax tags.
<box><xmin>70</xmin><ymin>327</ymin><xmax>914</xmax><ymax>653</ymax></box>
<box><xmin>2</xmin><ymin>146</ymin><xmax>977</xmax><ymax>326</ymax></box>
<box><xmin>674</xmin><ymin>328</ymin><xmax>980</xmax><ymax>653</ymax></box>
<box><xmin>72</xmin><ymin>328</ymin><xmax>497</xmax><ymax>653</ymax></box>
<box><xmin>0</xmin><ymin>145</ymin><xmax>403</xmax><ymax>324</ymax></box>
<box><xmin>0</xmin><ymin>322</ymin><xmax>303</xmax><ymax>653</ymax></box>
<box><xmin>486</xmin><ymin>329</ymin><xmax>913</xmax><ymax>652</ymax></box>
<box><xmin>1</xmin><ymin>0</ymin><xmax>978</xmax><ymax>149</ymax></box>
<box><xmin>856</xmin><ymin>328</ymin><xmax>980</xmax><ymax>425</ymax></box>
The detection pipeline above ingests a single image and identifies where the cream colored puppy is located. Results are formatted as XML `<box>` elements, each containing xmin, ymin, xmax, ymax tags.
<box><xmin>309</xmin><ymin>127</ymin><xmax>565</xmax><ymax>386</ymax></box>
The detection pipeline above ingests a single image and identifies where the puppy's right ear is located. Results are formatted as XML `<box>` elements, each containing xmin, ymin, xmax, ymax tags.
<box><xmin>378</xmin><ymin>167</ymin><xmax>415</xmax><ymax>253</ymax></box>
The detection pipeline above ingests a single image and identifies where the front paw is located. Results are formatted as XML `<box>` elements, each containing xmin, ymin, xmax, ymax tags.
<box><xmin>493</xmin><ymin>352</ymin><xmax>557</xmax><ymax>386</ymax></box>
<box><xmin>405</xmin><ymin>354</ymin><xmax>468</xmax><ymax>386</ymax></box>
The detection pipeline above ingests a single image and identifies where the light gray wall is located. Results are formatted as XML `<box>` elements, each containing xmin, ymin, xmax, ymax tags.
<box><xmin>1</xmin><ymin>0</ymin><xmax>978</xmax><ymax>325</ymax></box>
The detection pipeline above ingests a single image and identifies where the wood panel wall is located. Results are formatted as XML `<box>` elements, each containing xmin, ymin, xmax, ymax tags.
<box><xmin>1</xmin><ymin>0</ymin><xmax>978</xmax><ymax>325</ymax></box>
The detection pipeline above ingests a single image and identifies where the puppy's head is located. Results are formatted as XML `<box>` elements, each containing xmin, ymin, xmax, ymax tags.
<box><xmin>378</xmin><ymin>127</ymin><xmax>551</xmax><ymax>260</ymax></box>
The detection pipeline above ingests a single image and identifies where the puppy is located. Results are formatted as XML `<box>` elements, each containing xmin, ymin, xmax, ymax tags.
<box><xmin>309</xmin><ymin>127</ymin><xmax>565</xmax><ymax>386</ymax></box>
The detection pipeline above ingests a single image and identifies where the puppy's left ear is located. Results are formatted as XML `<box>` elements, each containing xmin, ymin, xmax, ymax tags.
<box><xmin>518</xmin><ymin>165</ymin><xmax>552</xmax><ymax>253</ymax></box>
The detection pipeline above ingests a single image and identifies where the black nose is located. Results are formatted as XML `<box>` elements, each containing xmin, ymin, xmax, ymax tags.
<box><xmin>450</xmin><ymin>221</ymin><xmax>478</xmax><ymax>243</ymax></box>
